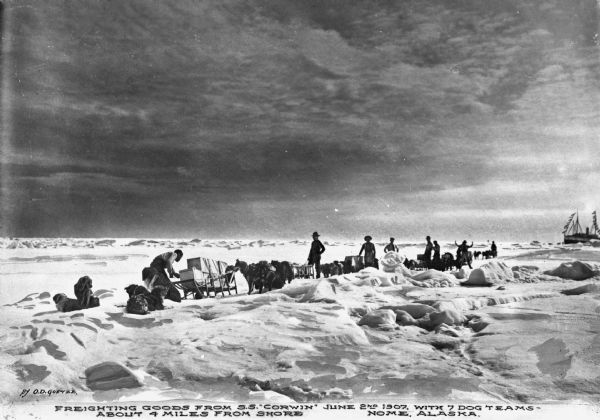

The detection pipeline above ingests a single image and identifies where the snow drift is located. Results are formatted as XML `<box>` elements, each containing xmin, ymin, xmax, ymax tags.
<box><xmin>461</xmin><ymin>260</ymin><xmax>514</xmax><ymax>286</ymax></box>
<box><xmin>544</xmin><ymin>261</ymin><xmax>598</xmax><ymax>281</ymax></box>
<box><xmin>379</xmin><ymin>251</ymin><xmax>406</xmax><ymax>272</ymax></box>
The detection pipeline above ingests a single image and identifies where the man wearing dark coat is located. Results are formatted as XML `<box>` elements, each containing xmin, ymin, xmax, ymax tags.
<box><xmin>424</xmin><ymin>236</ymin><xmax>433</xmax><ymax>264</ymax></box>
<box><xmin>433</xmin><ymin>240</ymin><xmax>441</xmax><ymax>261</ymax></box>
<box><xmin>491</xmin><ymin>241</ymin><xmax>498</xmax><ymax>258</ymax></box>
<box><xmin>308</xmin><ymin>232</ymin><xmax>326</xmax><ymax>279</ymax></box>
<box><xmin>455</xmin><ymin>240</ymin><xmax>474</xmax><ymax>269</ymax></box>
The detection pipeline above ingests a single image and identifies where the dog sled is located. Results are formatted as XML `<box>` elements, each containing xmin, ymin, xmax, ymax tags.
<box><xmin>173</xmin><ymin>257</ymin><xmax>238</xmax><ymax>299</ymax></box>
<box><xmin>292</xmin><ymin>264</ymin><xmax>314</xmax><ymax>279</ymax></box>
<box><xmin>343</xmin><ymin>255</ymin><xmax>364</xmax><ymax>273</ymax></box>
<box><xmin>409</xmin><ymin>254</ymin><xmax>429</xmax><ymax>271</ymax></box>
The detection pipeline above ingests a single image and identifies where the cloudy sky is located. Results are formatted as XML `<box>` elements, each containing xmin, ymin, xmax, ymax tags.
<box><xmin>1</xmin><ymin>0</ymin><xmax>599</xmax><ymax>241</ymax></box>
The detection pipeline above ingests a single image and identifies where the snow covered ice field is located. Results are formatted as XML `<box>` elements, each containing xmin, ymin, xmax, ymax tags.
<box><xmin>1</xmin><ymin>238</ymin><xmax>600</xmax><ymax>418</ymax></box>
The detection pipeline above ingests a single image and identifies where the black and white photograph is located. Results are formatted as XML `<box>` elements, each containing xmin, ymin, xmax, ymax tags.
<box><xmin>1</xmin><ymin>1</ymin><xmax>599</xmax><ymax>419</ymax></box>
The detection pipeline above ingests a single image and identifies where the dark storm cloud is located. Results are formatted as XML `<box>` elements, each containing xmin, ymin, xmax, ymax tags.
<box><xmin>2</xmin><ymin>0</ymin><xmax>599</xmax><ymax>239</ymax></box>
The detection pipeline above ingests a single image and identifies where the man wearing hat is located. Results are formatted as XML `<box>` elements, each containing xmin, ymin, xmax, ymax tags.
<box><xmin>359</xmin><ymin>235</ymin><xmax>376</xmax><ymax>268</ymax></box>
<box><xmin>308</xmin><ymin>232</ymin><xmax>326</xmax><ymax>278</ymax></box>
<box><xmin>384</xmin><ymin>237</ymin><xmax>398</xmax><ymax>253</ymax></box>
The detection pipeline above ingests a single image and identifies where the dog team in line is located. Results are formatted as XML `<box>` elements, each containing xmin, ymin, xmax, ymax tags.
<box><xmin>53</xmin><ymin>233</ymin><xmax>498</xmax><ymax>314</ymax></box>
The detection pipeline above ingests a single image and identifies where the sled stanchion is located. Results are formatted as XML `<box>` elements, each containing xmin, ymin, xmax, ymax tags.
<box><xmin>172</xmin><ymin>257</ymin><xmax>238</xmax><ymax>299</ymax></box>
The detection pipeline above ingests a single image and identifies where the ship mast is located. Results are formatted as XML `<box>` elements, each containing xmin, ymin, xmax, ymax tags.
<box><xmin>573</xmin><ymin>210</ymin><xmax>583</xmax><ymax>235</ymax></box>
<box><xmin>563</xmin><ymin>210</ymin><xmax>599</xmax><ymax>240</ymax></box>
<box><xmin>563</xmin><ymin>212</ymin><xmax>576</xmax><ymax>235</ymax></box>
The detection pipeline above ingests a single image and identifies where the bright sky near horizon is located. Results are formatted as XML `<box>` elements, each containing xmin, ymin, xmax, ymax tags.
<box><xmin>1</xmin><ymin>0</ymin><xmax>599</xmax><ymax>242</ymax></box>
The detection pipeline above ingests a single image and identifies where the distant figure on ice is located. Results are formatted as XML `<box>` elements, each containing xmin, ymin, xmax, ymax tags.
<box><xmin>384</xmin><ymin>237</ymin><xmax>399</xmax><ymax>253</ymax></box>
<box><xmin>433</xmin><ymin>240</ymin><xmax>441</xmax><ymax>262</ymax></box>
<box><xmin>423</xmin><ymin>236</ymin><xmax>433</xmax><ymax>265</ymax></box>
<box><xmin>150</xmin><ymin>250</ymin><xmax>183</xmax><ymax>302</ymax></box>
<box><xmin>491</xmin><ymin>241</ymin><xmax>497</xmax><ymax>258</ymax></box>
<box><xmin>308</xmin><ymin>232</ymin><xmax>325</xmax><ymax>278</ymax></box>
<box><xmin>455</xmin><ymin>240</ymin><xmax>474</xmax><ymax>269</ymax></box>
<box><xmin>359</xmin><ymin>235</ymin><xmax>377</xmax><ymax>268</ymax></box>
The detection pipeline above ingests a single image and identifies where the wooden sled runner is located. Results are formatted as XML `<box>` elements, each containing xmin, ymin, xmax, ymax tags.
<box><xmin>292</xmin><ymin>264</ymin><xmax>314</xmax><ymax>279</ymax></box>
<box><xmin>173</xmin><ymin>257</ymin><xmax>238</xmax><ymax>299</ymax></box>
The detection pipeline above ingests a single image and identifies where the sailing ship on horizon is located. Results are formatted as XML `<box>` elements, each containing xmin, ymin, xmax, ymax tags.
<box><xmin>563</xmin><ymin>210</ymin><xmax>600</xmax><ymax>244</ymax></box>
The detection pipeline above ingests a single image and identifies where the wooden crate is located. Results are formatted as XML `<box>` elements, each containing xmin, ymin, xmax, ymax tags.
<box><xmin>343</xmin><ymin>255</ymin><xmax>364</xmax><ymax>273</ymax></box>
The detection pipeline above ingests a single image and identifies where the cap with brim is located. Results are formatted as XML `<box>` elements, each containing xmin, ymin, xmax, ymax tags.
<box><xmin>364</xmin><ymin>235</ymin><xmax>372</xmax><ymax>241</ymax></box>
<box><xmin>312</xmin><ymin>232</ymin><xmax>320</xmax><ymax>237</ymax></box>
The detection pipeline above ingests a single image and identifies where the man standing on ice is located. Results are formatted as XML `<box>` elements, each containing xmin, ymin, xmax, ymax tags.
<box><xmin>384</xmin><ymin>237</ymin><xmax>399</xmax><ymax>253</ymax></box>
<box><xmin>308</xmin><ymin>232</ymin><xmax>326</xmax><ymax>279</ymax></box>
<box><xmin>359</xmin><ymin>235</ymin><xmax>376</xmax><ymax>268</ymax></box>
<box><xmin>433</xmin><ymin>240</ymin><xmax>441</xmax><ymax>261</ymax></box>
<box><xmin>455</xmin><ymin>240</ymin><xmax>474</xmax><ymax>269</ymax></box>
<box><xmin>149</xmin><ymin>249</ymin><xmax>183</xmax><ymax>302</ymax></box>
<box><xmin>491</xmin><ymin>241</ymin><xmax>498</xmax><ymax>258</ymax></box>
<box><xmin>423</xmin><ymin>236</ymin><xmax>433</xmax><ymax>266</ymax></box>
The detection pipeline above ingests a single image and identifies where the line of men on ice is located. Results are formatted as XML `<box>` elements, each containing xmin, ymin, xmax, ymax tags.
<box><xmin>53</xmin><ymin>234</ymin><xmax>497</xmax><ymax>315</ymax></box>
<box><xmin>307</xmin><ymin>232</ymin><xmax>497</xmax><ymax>278</ymax></box>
